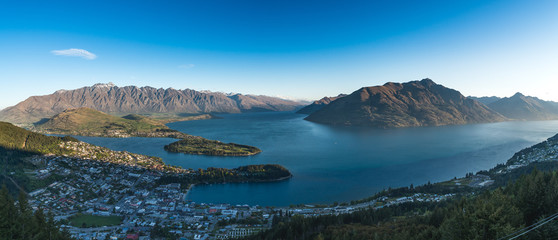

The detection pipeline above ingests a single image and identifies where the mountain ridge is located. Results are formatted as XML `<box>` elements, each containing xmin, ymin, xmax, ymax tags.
<box><xmin>296</xmin><ymin>94</ymin><xmax>348</xmax><ymax>114</ymax></box>
<box><xmin>305</xmin><ymin>79</ymin><xmax>507</xmax><ymax>128</ymax></box>
<box><xmin>0</xmin><ymin>83</ymin><xmax>303</xmax><ymax>124</ymax></box>
<box><xmin>468</xmin><ymin>96</ymin><xmax>501</xmax><ymax>105</ymax></box>
<box><xmin>487</xmin><ymin>92</ymin><xmax>558</xmax><ymax>121</ymax></box>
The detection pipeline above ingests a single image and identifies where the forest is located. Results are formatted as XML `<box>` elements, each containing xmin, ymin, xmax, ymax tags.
<box><xmin>0</xmin><ymin>185</ymin><xmax>73</xmax><ymax>239</ymax></box>
<box><xmin>246</xmin><ymin>165</ymin><xmax>558</xmax><ymax>240</ymax></box>
<box><xmin>0</xmin><ymin>122</ymin><xmax>79</xmax><ymax>194</ymax></box>
<box><xmin>164</xmin><ymin>138</ymin><xmax>262</xmax><ymax>156</ymax></box>
<box><xmin>0</xmin><ymin>121</ymin><xmax>78</xmax><ymax>155</ymax></box>
<box><xmin>157</xmin><ymin>164</ymin><xmax>292</xmax><ymax>189</ymax></box>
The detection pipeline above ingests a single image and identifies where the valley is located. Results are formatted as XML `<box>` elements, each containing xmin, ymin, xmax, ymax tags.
<box><xmin>4</xmin><ymin>80</ymin><xmax>558</xmax><ymax>239</ymax></box>
<box><xmin>3</xmin><ymin>1</ymin><xmax>557</xmax><ymax>238</ymax></box>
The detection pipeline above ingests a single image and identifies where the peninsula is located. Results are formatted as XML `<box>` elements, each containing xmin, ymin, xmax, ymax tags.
<box><xmin>0</xmin><ymin>121</ymin><xmax>289</xmax><ymax>185</ymax></box>
<box><xmin>33</xmin><ymin>108</ymin><xmax>261</xmax><ymax>156</ymax></box>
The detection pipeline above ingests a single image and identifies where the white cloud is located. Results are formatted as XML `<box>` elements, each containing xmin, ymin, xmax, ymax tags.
<box><xmin>51</xmin><ymin>48</ymin><xmax>97</xmax><ymax>60</ymax></box>
<box><xmin>178</xmin><ymin>64</ymin><xmax>195</xmax><ymax>69</ymax></box>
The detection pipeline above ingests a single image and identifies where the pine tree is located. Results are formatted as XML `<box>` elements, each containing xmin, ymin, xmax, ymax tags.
<box><xmin>0</xmin><ymin>186</ymin><xmax>72</xmax><ymax>240</ymax></box>
<box><xmin>0</xmin><ymin>185</ymin><xmax>17</xmax><ymax>239</ymax></box>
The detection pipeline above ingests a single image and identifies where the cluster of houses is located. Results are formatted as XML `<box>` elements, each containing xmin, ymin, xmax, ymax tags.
<box><xmin>26</xmin><ymin>144</ymin><xmax>500</xmax><ymax>240</ymax></box>
<box><xmin>495</xmin><ymin>139</ymin><xmax>558</xmax><ymax>174</ymax></box>
<box><xmin>27</xmin><ymin>156</ymin><xmax>274</xmax><ymax>239</ymax></box>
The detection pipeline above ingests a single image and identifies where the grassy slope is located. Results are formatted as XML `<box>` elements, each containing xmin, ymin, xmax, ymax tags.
<box><xmin>35</xmin><ymin>108</ymin><xmax>169</xmax><ymax>136</ymax></box>
<box><xmin>34</xmin><ymin>108</ymin><xmax>261</xmax><ymax>156</ymax></box>
<box><xmin>0</xmin><ymin>120</ymin><xmax>182</xmax><ymax>174</ymax></box>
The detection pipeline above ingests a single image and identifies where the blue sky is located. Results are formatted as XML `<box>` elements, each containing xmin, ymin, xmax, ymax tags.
<box><xmin>1</xmin><ymin>0</ymin><xmax>557</xmax><ymax>109</ymax></box>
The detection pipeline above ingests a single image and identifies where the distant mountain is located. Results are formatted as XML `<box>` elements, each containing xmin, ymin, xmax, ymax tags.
<box><xmin>468</xmin><ymin>96</ymin><xmax>501</xmax><ymax>105</ymax></box>
<box><xmin>487</xmin><ymin>93</ymin><xmax>558</xmax><ymax>121</ymax></box>
<box><xmin>0</xmin><ymin>83</ymin><xmax>302</xmax><ymax>124</ymax></box>
<box><xmin>296</xmin><ymin>94</ymin><xmax>348</xmax><ymax>114</ymax></box>
<box><xmin>305</xmin><ymin>79</ymin><xmax>506</xmax><ymax>128</ymax></box>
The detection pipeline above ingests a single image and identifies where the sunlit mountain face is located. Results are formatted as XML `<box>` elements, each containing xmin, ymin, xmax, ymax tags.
<box><xmin>1</xmin><ymin>1</ymin><xmax>558</xmax><ymax>239</ymax></box>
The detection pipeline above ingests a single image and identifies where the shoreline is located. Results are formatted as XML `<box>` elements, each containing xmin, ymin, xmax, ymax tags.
<box><xmin>43</xmin><ymin>130</ymin><xmax>263</xmax><ymax>157</ymax></box>
<box><xmin>185</xmin><ymin>174</ymin><xmax>293</xmax><ymax>197</ymax></box>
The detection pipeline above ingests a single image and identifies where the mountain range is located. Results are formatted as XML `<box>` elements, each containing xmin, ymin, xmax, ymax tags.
<box><xmin>4</xmin><ymin>80</ymin><xmax>558</xmax><ymax>128</ymax></box>
<box><xmin>304</xmin><ymin>79</ymin><xmax>506</xmax><ymax>127</ymax></box>
<box><xmin>468</xmin><ymin>96</ymin><xmax>501</xmax><ymax>105</ymax></box>
<box><xmin>296</xmin><ymin>94</ymin><xmax>347</xmax><ymax>114</ymax></box>
<box><xmin>485</xmin><ymin>93</ymin><xmax>558</xmax><ymax>120</ymax></box>
<box><xmin>0</xmin><ymin>83</ymin><xmax>302</xmax><ymax>124</ymax></box>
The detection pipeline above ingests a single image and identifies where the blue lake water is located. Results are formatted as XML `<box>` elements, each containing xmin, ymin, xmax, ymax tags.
<box><xmin>73</xmin><ymin>112</ymin><xmax>558</xmax><ymax>207</ymax></box>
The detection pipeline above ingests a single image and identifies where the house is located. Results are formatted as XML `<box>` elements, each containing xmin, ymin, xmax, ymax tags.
<box><xmin>126</xmin><ymin>233</ymin><xmax>139</xmax><ymax>239</ymax></box>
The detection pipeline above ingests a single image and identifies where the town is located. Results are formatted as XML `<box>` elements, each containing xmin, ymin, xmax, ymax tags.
<box><xmin>25</xmin><ymin>154</ymin><xmax>461</xmax><ymax>240</ymax></box>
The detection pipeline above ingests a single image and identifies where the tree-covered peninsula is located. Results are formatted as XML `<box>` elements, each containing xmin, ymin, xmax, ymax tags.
<box><xmin>158</xmin><ymin>164</ymin><xmax>291</xmax><ymax>188</ymax></box>
<box><xmin>0</xmin><ymin>121</ymin><xmax>290</xmax><ymax>194</ymax></box>
<box><xmin>0</xmin><ymin>121</ymin><xmax>291</xmax><ymax>239</ymax></box>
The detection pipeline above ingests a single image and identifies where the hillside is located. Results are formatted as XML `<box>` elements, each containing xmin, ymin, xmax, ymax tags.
<box><xmin>248</xmin><ymin>168</ymin><xmax>558</xmax><ymax>240</ymax></box>
<box><xmin>0</xmin><ymin>83</ymin><xmax>302</xmax><ymax>124</ymax></box>
<box><xmin>296</xmin><ymin>94</ymin><xmax>347</xmax><ymax>114</ymax></box>
<box><xmin>487</xmin><ymin>93</ymin><xmax>558</xmax><ymax>120</ymax></box>
<box><xmin>35</xmin><ymin>108</ymin><xmax>166</xmax><ymax>136</ymax></box>
<box><xmin>0</xmin><ymin>122</ymin><xmax>286</xmax><ymax>200</ymax></box>
<box><xmin>248</xmin><ymin>133</ymin><xmax>558</xmax><ymax>240</ymax></box>
<box><xmin>33</xmin><ymin>108</ymin><xmax>261</xmax><ymax>156</ymax></box>
<box><xmin>34</xmin><ymin>107</ymin><xmax>180</xmax><ymax>138</ymax></box>
<box><xmin>0</xmin><ymin>121</ymin><xmax>180</xmax><ymax>171</ymax></box>
<box><xmin>468</xmin><ymin>96</ymin><xmax>501</xmax><ymax>105</ymax></box>
<box><xmin>305</xmin><ymin>79</ymin><xmax>506</xmax><ymax>128</ymax></box>
<box><xmin>0</xmin><ymin>121</ymin><xmax>77</xmax><ymax>155</ymax></box>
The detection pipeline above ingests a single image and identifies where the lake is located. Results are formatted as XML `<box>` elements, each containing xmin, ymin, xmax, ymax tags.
<box><xmin>73</xmin><ymin>112</ymin><xmax>558</xmax><ymax>207</ymax></box>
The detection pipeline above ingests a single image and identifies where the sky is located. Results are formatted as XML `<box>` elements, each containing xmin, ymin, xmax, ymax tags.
<box><xmin>1</xmin><ymin>0</ymin><xmax>557</xmax><ymax>109</ymax></box>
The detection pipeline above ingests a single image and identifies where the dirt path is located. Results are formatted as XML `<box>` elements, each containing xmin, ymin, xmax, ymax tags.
<box><xmin>21</xmin><ymin>134</ymin><xmax>30</xmax><ymax>149</ymax></box>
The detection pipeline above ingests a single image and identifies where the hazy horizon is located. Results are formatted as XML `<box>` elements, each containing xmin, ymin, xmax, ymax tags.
<box><xmin>1</xmin><ymin>0</ymin><xmax>557</xmax><ymax>110</ymax></box>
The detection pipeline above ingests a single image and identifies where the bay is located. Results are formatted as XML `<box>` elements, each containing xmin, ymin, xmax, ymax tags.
<box><xmin>72</xmin><ymin>112</ymin><xmax>558</xmax><ymax>207</ymax></box>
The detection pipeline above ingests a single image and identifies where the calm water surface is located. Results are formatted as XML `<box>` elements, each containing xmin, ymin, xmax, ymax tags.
<box><xmin>74</xmin><ymin>112</ymin><xmax>558</xmax><ymax>206</ymax></box>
